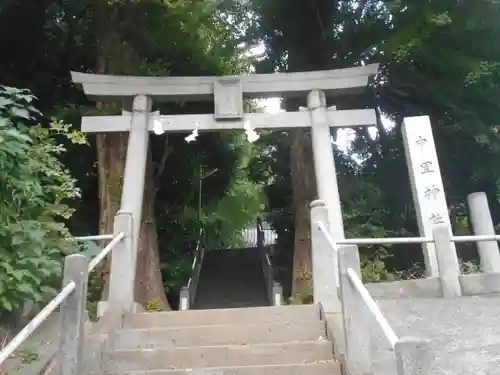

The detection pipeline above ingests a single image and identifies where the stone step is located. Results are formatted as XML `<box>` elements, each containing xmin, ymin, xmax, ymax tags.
<box><xmin>104</xmin><ymin>341</ymin><xmax>333</xmax><ymax>372</ymax></box>
<box><xmin>111</xmin><ymin>321</ymin><xmax>326</xmax><ymax>350</ymax></box>
<box><xmin>125</xmin><ymin>305</ymin><xmax>319</xmax><ymax>329</ymax></box>
<box><xmin>106</xmin><ymin>362</ymin><xmax>341</xmax><ymax>375</ymax></box>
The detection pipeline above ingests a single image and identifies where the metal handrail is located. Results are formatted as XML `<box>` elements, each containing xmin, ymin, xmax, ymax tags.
<box><xmin>317</xmin><ymin>221</ymin><xmax>339</xmax><ymax>253</ymax></box>
<box><xmin>74</xmin><ymin>234</ymin><xmax>114</xmax><ymax>241</ymax></box>
<box><xmin>88</xmin><ymin>232</ymin><xmax>125</xmax><ymax>272</ymax></box>
<box><xmin>338</xmin><ymin>237</ymin><xmax>431</xmax><ymax>245</ymax></box>
<box><xmin>186</xmin><ymin>229</ymin><xmax>204</xmax><ymax>290</ymax></box>
<box><xmin>452</xmin><ymin>234</ymin><xmax>500</xmax><ymax>243</ymax></box>
<box><xmin>316</xmin><ymin>224</ymin><xmax>500</xmax><ymax>246</ymax></box>
<box><xmin>265</xmin><ymin>253</ymin><xmax>272</xmax><ymax>267</ymax></box>
<box><xmin>0</xmin><ymin>232</ymin><xmax>125</xmax><ymax>366</ymax></box>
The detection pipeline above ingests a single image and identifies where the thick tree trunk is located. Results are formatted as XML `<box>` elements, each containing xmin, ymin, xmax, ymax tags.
<box><xmin>134</xmin><ymin>150</ymin><xmax>170</xmax><ymax>308</ymax></box>
<box><xmin>284</xmin><ymin>0</ymin><xmax>335</xmax><ymax>301</ymax></box>
<box><xmin>95</xmin><ymin>4</ymin><xmax>170</xmax><ymax>309</ymax></box>
<box><xmin>96</xmin><ymin>131</ymin><xmax>127</xmax><ymax>299</ymax></box>
<box><xmin>284</xmin><ymin>95</ymin><xmax>318</xmax><ymax>300</ymax></box>
<box><xmin>289</xmin><ymin>128</ymin><xmax>317</xmax><ymax>299</ymax></box>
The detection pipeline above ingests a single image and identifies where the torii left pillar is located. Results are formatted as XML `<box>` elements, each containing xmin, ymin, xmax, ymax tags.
<box><xmin>106</xmin><ymin>94</ymin><xmax>152</xmax><ymax>314</ymax></box>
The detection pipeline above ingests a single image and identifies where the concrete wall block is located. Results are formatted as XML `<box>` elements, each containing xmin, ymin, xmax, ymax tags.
<box><xmin>58</xmin><ymin>254</ymin><xmax>89</xmax><ymax>375</ymax></box>
<box><xmin>338</xmin><ymin>245</ymin><xmax>372</xmax><ymax>374</ymax></box>
<box><xmin>395</xmin><ymin>337</ymin><xmax>432</xmax><ymax>375</ymax></box>
<box><xmin>433</xmin><ymin>225</ymin><xmax>461</xmax><ymax>297</ymax></box>
<box><xmin>310</xmin><ymin>200</ymin><xmax>341</xmax><ymax>313</ymax></box>
<box><xmin>108</xmin><ymin>212</ymin><xmax>136</xmax><ymax>311</ymax></box>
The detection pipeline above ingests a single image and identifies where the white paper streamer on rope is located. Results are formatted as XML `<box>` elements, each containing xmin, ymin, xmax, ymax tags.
<box><xmin>153</xmin><ymin>119</ymin><xmax>164</xmax><ymax>135</ymax></box>
<box><xmin>244</xmin><ymin>119</ymin><xmax>259</xmax><ymax>143</ymax></box>
<box><xmin>150</xmin><ymin>111</ymin><xmax>164</xmax><ymax>135</ymax></box>
<box><xmin>185</xmin><ymin>121</ymin><xmax>199</xmax><ymax>143</ymax></box>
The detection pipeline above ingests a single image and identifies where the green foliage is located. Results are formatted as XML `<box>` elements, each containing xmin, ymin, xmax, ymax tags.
<box><xmin>202</xmin><ymin>135</ymin><xmax>266</xmax><ymax>249</ymax></box>
<box><xmin>287</xmin><ymin>287</ymin><xmax>313</xmax><ymax>305</ymax></box>
<box><xmin>146</xmin><ymin>299</ymin><xmax>164</xmax><ymax>312</ymax></box>
<box><xmin>0</xmin><ymin>86</ymin><xmax>83</xmax><ymax>311</ymax></box>
<box><xmin>361</xmin><ymin>253</ymin><xmax>400</xmax><ymax>283</ymax></box>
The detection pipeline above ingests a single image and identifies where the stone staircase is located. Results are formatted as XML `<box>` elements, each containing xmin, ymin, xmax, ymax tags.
<box><xmin>192</xmin><ymin>248</ymin><xmax>270</xmax><ymax>309</ymax></box>
<box><xmin>98</xmin><ymin>304</ymin><xmax>340</xmax><ymax>375</ymax></box>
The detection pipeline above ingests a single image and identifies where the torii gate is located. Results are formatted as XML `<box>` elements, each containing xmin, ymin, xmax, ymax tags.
<box><xmin>71</xmin><ymin>64</ymin><xmax>379</xmax><ymax>313</ymax></box>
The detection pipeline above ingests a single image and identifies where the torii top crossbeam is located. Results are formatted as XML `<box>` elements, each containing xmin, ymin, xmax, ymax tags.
<box><xmin>72</xmin><ymin>64</ymin><xmax>379</xmax><ymax>133</ymax></box>
<box><xmin>71</xmin><ymin>64</ymin><xmax>378</xmax><ymax>102</ymax></box>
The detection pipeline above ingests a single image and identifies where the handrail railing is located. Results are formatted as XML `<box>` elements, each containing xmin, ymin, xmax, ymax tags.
<box><xmin>74</xmin><ymin>234</ymin><xmax>115</xmax><ymax>241</ymax></box>
<box><xmin>89</xmin><ymin>232</ymin><xmax>125</xmax><ymax>272</ymax></box>
<box><xmin>318</xmin><ymin>221</ymin><xmax>499</xmax><ymax>296</ymax></box>
<box><xmin>0</xmin><ymin>231</ymin><xmax>125</xmax><ymax>373</ymax></box>
<box><xmin>311</xmin><ymin>199</ymin><xmax>432</xmax><ymax>375</ymax></box>
<box><xmin>315</xmin><ymin>222</ymin><xmax>500</xmax><ymax>263</ymax></box>
<box><xmin>329</xmin><ymin>233</ymin><xmax>500</xmax><ymax>246</ymax></box>
<box><xmin>180</xmin><ymin>229</ymin><xmax>205</xmax><ymax>310</ymax></box>
<box><xmin>257</xmin><ymin>219</ymin><xmax>283</xmax><ymax>306</ymax></box>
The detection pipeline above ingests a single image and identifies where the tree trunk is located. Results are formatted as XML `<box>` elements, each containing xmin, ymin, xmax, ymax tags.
<box><xmin>96</xmin><ymin>131</ymin><xmax>127</xmax><ymax>299</ymax></box>
<box><xmin>284</xmin><ymin>0</ymin><xmax>335</xmax><ymax>301</ymax></box>
<box><xmin>290</xmin><ymin>128</ymin><xmax>317</xmax><ymax>299</ymax></box>
<box><xmin>284</xmin><ymin>91</ymin><xmax>318</xmax><ymax>302</ymax></box>
<box><xmin>134</xmin><ymin>149</ymin><xmax>170</xmax><ymax>308</ymax></box>
<box><xmin>95</xmin><ymin>3</ymin><xmax>170</xmax><ymax>309</ymax></box>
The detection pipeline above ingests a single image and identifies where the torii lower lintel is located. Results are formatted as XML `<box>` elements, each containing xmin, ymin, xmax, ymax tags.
<box><xmin>80</xmin><ymin>108</ymin><xmax>377</xmax><ymax>133</ymax></box>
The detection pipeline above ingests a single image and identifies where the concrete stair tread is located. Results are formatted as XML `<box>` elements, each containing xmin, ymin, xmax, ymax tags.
<box><xmin>125</xmin><ymin>305</ymin><xmax>320</xmax><ymax>328</ymax></box>
<box><xmin>105</xmin><ymin>341</ymin><xmax>334</xmax><ymax>372</ymax></box>
<box><xmin>105</xmin><ymin>361</ymin><xmax>341</xmax><ymax>375</ymax></box>
<box><xmin>109</xmin><ymin>339</ymin><xmax>332</xmax><ymax>352</ymax></box>
<box><xmin>112</xmin><ymin>321</ymin><xmax>326</xmax><ymax>350</ymax></box>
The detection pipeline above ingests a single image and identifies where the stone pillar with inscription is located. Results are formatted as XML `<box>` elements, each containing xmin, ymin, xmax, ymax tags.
<box><xmin>402</xmin><ymin>116</ymin><xmax>455</xmax><ymax>277</ymax></box>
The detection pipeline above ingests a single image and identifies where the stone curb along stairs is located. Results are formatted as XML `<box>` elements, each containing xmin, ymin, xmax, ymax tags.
<box><xmin>91</xmin><ymin>304</ymin><xmax>342</xmax><ymax>375</ymax></box>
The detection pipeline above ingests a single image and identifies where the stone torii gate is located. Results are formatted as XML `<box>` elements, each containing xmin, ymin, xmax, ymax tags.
<box><xmin>71</xmin><ymin>63</ymin><xmax>379</xmax><ymax>312</ymax></box>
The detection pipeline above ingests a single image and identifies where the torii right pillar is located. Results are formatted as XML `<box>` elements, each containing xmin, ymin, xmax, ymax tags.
<box><xmin>307</xmin><ymin>90</ymin><xmax>345</xmax><ymax>298</ymax></box>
